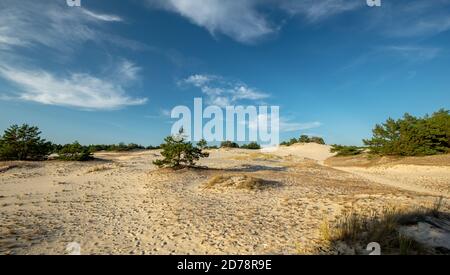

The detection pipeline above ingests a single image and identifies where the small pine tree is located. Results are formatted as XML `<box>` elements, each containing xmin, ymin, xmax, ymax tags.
<box><xmin>153</xmin><ymin>128</ymin><xmax>209</xmax><ymax>169</ymax></box>
<box><xmin>0</xmin><ymin>124</ymin><xmax>52</xmax><ymax>160</ymax></box>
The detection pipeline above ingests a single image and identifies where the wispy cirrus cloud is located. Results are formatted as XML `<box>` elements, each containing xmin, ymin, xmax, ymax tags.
<box><xmin>0</xmin><ymin>0</ymin><xmax>128</xmax><ymax>53</ymax></box>
<box><xmin>146</xmin><ymin>0</ymin><xmax>362</xmax><ymax>44</ymax></box>
<box><xmin>181</xmin><ymin>74</ymin><xmax>269</xmax><ymax>107</ymax></box>
<box><xmin>280</xmin><ymin>120</ymin><xmax>322</xmax><ymax>132</ymax></box>
<box><xmin>0</xmin><ymin>63</ymin><xmax>147</xmax><ymax>110</ymax></box>
<box><xmin>246</xmin><ymin>113</ymin><xmax>322</xmax><ymax>133</ymax></box>
<box><xmin>146</xmin><ymin>0</ymin><xmax>274</xmax><ymax>44</ymax></box>
<box><xmin>0</xmin><ymin>0</ymin><xmax>148</xmax><ymax>110</ymax></box>
<box><xmin>279</xmin><ymin>0</ymin><xmax>362</xmax><ymax>22</ymax></box>
<box><xmin>381</xmin><ymin>45</ymin><xmax>441</xmax><ymax>62</ymax></box>
<box><xmin>367</xmin><ymin>0</ymin><xmax>450</xmax><ymax>38</ymax></box>
<box><xmin>81</xmin><ymin>9</ymin><xmax>123</xmax><ymax>22</ymax></box>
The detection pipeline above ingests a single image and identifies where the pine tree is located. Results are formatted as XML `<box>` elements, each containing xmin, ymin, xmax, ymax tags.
<box><xmin>364</xmin><ymin>109</ymin><xmax>450</xmax><ymax>156</ymax></box>
<box><xmin>153</xmin><ymin>128</ymin><xmax>209</xmax><ymax>169</ymax></box>
<box><xmin>0</xmin><ymin>124</ymin><xmax>52</xmax><ymax>160</ymax></box>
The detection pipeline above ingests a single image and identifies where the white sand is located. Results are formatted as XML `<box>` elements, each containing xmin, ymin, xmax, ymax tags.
<box><xmin>0</xmin><ymin>146</ymin><xmax>448</xmax><ymax>255</ymax></box>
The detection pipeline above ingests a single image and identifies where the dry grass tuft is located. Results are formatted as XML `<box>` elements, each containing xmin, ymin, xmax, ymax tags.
<box><xmin>318</xmin><ymin>198</ymin><xmax>448</xmax><ymax>255</ymax></box>
<box><xmin>232</xmin><ymin>153</ymin><xmax>282</xmax><ymax>161</ymax></box>
<box><xmin>86</xmin><ymin>165</ymin><xmax>112</xmax><ymax>173</ymax></box>
<box><xmin>204</xmin><ymin>174</ymin><xmax>276</xmax><ymax>190</ymax></box>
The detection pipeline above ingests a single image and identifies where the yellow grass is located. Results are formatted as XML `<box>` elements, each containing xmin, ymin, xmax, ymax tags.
<box><xmin>204</xmin><ymin>174</ymin><xmax>268</xmax><ymax>190</ymax></box>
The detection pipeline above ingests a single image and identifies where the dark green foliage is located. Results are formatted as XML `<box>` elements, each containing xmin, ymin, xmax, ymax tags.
<box><xmin>220</xmin><ymin>140</ymin><xmax>240</xmax><ymax>148</ymax></box>
<box><xmin>58</xmin><ymin>141</ymin><xmax>93</xmax><ymax>161</ymax></box>
<box><xmin>197</xmin><ymin>139</ymin><xmax>207</xmax><ymax>149</ymax></box>
<box><xmin>309</xmin><ymin>136</ymin><xmax>326</xmax><ymax>145</ymax></box>
<box><xmin>331</xmin><ymin>145</ymin><xmax>365</xmax><ymax>156</ymax></box>
<box><xmin>298</xmin><ymin>135</ymin><xmax>310</xmax><ymax>143</ymax></box>
<box><xmin>364</xmin><ymin>109</ymin><xmax>450</xmax><ymax>156</ymax></box>
<box><xmin>280</xmin><ymin>135</ymin><xmax>326</xmax><ymax>146</ymax></box>
<box><xmin>0</xmin><ymin>124</ymin><xmax>52</xmax><ymax>160</ymax></box>
<box><xmin>87</xmin><ymin>143</ymin><xmax>146</xmax><ymax>153</ymax></box>
<box><xmin>241</xmin><ymin>142</ymin><xmax>261</xmax><ymax>150</ymax></box>
<box><xmin>153</xmin><ymin>129</ymin><xmax>209</xmax><ymax>169</ymax></box>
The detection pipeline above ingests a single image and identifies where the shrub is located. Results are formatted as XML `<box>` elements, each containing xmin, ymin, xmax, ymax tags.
<box><xmin>330</xmin><ymin>145</ymin><xmax>365</xmax><ymax>156</ymax></box>
<box><xmin>298</xmin><ymin>135</ymin><xmax>310</xmax><ymax>143</ymax></box>
<box><xmin>280</xmin><ymin>135</ymin><xmax>326</xmax><ymax>146</ymax></box>
<box><xmin>310</xmin><ymin>136</ymin><xmax>325</xmax><ymax>145</ymax></box>
<box><xmin>220</xmin><ymin>140</ymin><xmax>240</xmax><ymax>148</ymax></box>
<box><xmin>363</xmin><ymin>109</ymin><xmax>450</xmax><ymax>156</ymax></box>
<box><xmin>197</xmin><ymin>139</ymin><xmax>207</xmax><ymax>149</ymax></box>
<box><xmin>58</xmin><ymin>141</ymin><xmax>93</xmax><ymax>161</ymax></box>
<box><xmin>241</xmin><ymin>142</ymin><xmax>261</xmax><ymax>150</ymax></box>
<box><xmin>0</xmin><ymin>124</ymin><xmax>53</xmax><ymax>161</ymax></box>
<box><xmin>87</xmin><ymin>143</ymin><xmax>146</xmax><ymax>153</ymax></box>
<box><xmin>153</xmin><ymin>128</ymin><xmax>209</xmax><ymax>169</ymax></box>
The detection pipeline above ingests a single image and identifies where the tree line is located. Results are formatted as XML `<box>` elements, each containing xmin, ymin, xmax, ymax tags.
<box><xmin>332</xmin><ymin>109</ymin><xmax>450</xmax><ymax>156</ymax></box>
<box><xmin>280</xmin><ymin>135</ymin><xmax>326</xmax><ymax>146</ymax></box>
<box><xmin>0</xmin><ymin>124</ymin><xmax>158</xmax><ymax>161</ymax></box>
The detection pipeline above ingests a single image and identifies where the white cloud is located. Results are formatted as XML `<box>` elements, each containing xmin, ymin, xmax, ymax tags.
<box><xmin>81</xmin><ymin>9</ymin><xmax>123</xmax><ymax>22</ymax></box>
<box><xmin>116</xmin><ymin>60</ymin><xmax>141</xmax><ymax>81</ymax></box>
<box><xmin>247</xmin><ymin>113</ymin><xmax>321</xmax><ymax>133</ymax></box>
<box><xmin>0</xmin><ymin>0</ymin><xmax>130</xmax><ymax>53</ymax></box>
<box><xmin>280</xmin><ymin>120</ymin><xmax>322</xmax><ymax>132</ymax></box>
<box><xmin>381</xmin><ymin>46</ymin><xmax>441</xmax><ymax>62</ymax></box>
<box><xmin>368</xmin><ymin>0</ymin><xmax>450</xmax><ymax>38</ymax></box>
<box><xmin>147</xmin><ymin>0</ymin><xmax>274</xmax><ymax>44</ymax></box>
<box><xmin>146</xmin><ymin>0</ymin><xmax>361</xmax><ymax>44</ymax></box>
<box><xmin>181</xmin><ymin>74</ymin><xmax>269</xmax><ymax>107</ymax></box>
<box><xmin>0</xmin><ymin>1</ymin><xmax>147</xmax><ymax>111</ymax></box>
<box><xmin>183</xmin><ymin>74</ymin><xmax>216</xmax><ymax>87</ymax></box>
<box><xmin>0</xmin><ymin>65</ymin><xmax>147</xmax><ymax>110</ymax></box>
<box><xmin>280</xmin><ymin>0</ymin><xmax>361</xmax><ymax>22</ymax></box>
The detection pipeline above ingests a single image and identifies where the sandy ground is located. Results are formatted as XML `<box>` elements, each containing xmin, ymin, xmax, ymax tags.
<box><xmin>0</xmin><ymin>145</ymin><xmax>449</xmax><ymax>255</ymax></box>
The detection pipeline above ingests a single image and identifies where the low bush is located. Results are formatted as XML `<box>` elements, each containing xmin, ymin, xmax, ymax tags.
<box><xmin>220</xmin><ymin>141</ymin><xmax>240</xmax><ymax>148</ymax></box>
<box><xmin>58</xmin><ymin>142</ymin><xmax>94</xmax><ymax>161</ymax></box>
<box><xmin>330</xmin><ymin>145</ymin><xmax>365</xmax><ymax>156</ymax></box>
<box><xmin>241</xmin><ymin>142</ymin><xmax>261</xmax><ymax>150</ymax></box>
<box><xmin>281</xmin><ymin>135</ymin><xmax>326</xmax><ymax>146</ymax></box>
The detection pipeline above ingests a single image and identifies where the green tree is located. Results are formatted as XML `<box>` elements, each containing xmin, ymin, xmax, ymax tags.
<box><xmin>298</xmin><ymin>135</ymin><xmax>310</xmax><ymax>143</ymax></box>
<box><xmin>310</xmin><ymin>136</ymin><xmax>325</xmax><ymax>145</ymax></box>
<box><xmin>0</xmin><ymin>124</ymin><xmax>52</xmax><ymax>160</ymax></box>
<box><xmin>364</xmin><ymin>109</ymin><xmax>450</xmax><ymax>156</ymax></box>
<box><xmin>58</xmin><ymin>141</ymin><xmax>93</xmax><ymax>161</ymax></box>
<box><xmin>330</xmin><ymin>145</ymin><xmax>364</xmax><ymax>156</ymax></box>
<box><xmin>153</xmin><ymin>129</ymin><xmax>209</xmax><ymax>169</ymax></box>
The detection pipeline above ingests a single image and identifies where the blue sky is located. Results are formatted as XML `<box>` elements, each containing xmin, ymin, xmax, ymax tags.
<box><xmin>0</xmin><ymin>0</ymin><xmax>449</xmax><ymax>146</ymax></box>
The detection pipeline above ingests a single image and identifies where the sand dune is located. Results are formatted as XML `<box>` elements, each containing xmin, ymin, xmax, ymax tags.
<box><xmin>0</xmin><ymin>147</ymin><xmax>448</xmax><ymax>255</ymax></box>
